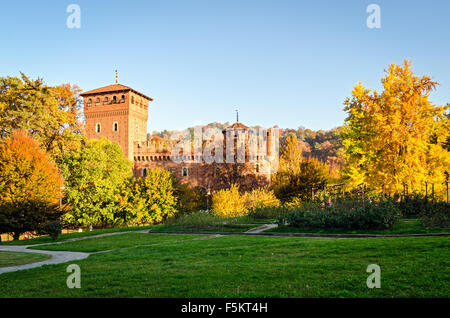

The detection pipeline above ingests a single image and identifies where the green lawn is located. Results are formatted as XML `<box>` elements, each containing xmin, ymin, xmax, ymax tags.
<box><xmin>148</xmin><ymin>224</ymin><xmax>258</xmax><ymax>233</ymax></box>
<box><xmin>1</xmin><ymin>233</ymin><xmax>449</xmax><ymax>297</ymax></box>
<box><xmin>29</xmin><ymin>233</ymin><xmax>204</xmax><ymax>253</ymax></box>
<box><xmin>269</xmin><ymin>219</ymin><xmax>450</xmax><ymax>235</ymax></box>
<box><xmin>0</xmin><ymin>251</ymin><xmax>51</xmax><ymax>267</ymax></box>
<box><xmin>1</xmin><ymin>225</ymin><xmax>155</xmax><ymax>246</ymax></box>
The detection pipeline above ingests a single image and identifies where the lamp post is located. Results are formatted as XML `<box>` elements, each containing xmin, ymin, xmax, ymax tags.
<box><xmin>59</xmin><ymin>186</ymin><xmax>66</xmax><ymax>209</ymax></box>
<box><xmin>206</xmin><ymin>188</ymin><xmax>211</xmax><ymax>211</ymax></box>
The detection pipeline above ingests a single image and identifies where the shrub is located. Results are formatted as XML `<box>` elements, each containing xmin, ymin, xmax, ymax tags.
<box><xmin>40</xmin><ymin>221</ymin><xmax>62</xmax><ymax>240</ymax></box>
<box><xmin>249</xmin><ymin>206</ymin><xmax>291</xmax><ymax>219</ymax></box>
<box><xmin>420</xmin><ymin>202</ymin><xmax>450</xmax><ymax>228</ymax></box>
<box><xmin>245</xmin><ymin>188</ymin><xmax>280</xmax><ymax>211</ymax></box>
<box><xmin>284</xmin><ymin>196</ymin><xmax>303</xmax><ymax>209</ymax></box>
<box><xmin>395</xmin><ymin>194</ymin><xmax>428</xmax><ymax>217</ymax></box>
<box><xmin>282</xmin><ymin>200</ymin><xmax>402</xmax><ymax>230</ymax></box>
<box><xmin>174</xmin><ymin>183</ymin><xmax>207</xmax><ymax>213</ymax></box>
<box><xmin>212</xmin><ymin>184</ymin><xmax>248</xmax><ymax>217</ymax></box>
<box><xmin>166</xmin><ymin>210</ymin><xmax>224</xmax><ymax>228</ymax></box>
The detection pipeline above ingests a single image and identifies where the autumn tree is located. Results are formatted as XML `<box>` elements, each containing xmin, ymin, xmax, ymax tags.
<box><xmin>0</xmin><ymin>131</ymin><xmax>62</xmax><ymax>240</ymax></box>
<box><xmin>342</xmin><ymin>60</ymin><xmax>450</xmax><ymax>196</ymax></box>
<box><xmin>272</xmin><ymin>134</ymin><xmax>330</xmax><ymax>201</ymax></box>
<box><xmin>0</xmin><ymin>73</ymin><xmax>84</xmax><ymax>164</ymax></box>
<box><xmin>60</xmin><ymin>138</ymin><xmax>132</xmax><ymax>229</ymax></box>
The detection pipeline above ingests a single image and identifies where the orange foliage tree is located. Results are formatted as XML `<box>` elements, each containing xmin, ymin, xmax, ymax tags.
<box><xmin>0</xmin><ymin>130</ymin><xmax>62</xmax><ymax>240</ymax></box>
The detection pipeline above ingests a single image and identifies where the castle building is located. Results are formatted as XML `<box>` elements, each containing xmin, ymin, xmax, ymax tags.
<box><xmin>81</xmin><ymin>81</ymin><xmax>276</xmax><ymax>190</ymax></box>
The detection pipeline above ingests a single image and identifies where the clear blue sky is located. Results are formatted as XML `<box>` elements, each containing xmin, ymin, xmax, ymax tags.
<box><xmin>1</xmin><ymin>0</ymin><xmax>449</xmax><ymax>133</ymax></box>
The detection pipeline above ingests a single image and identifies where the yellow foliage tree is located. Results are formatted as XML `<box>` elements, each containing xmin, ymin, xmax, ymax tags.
<box><xmin>342</xmin><ymin>60</ymin><xmax>450</xmax><ymax>197</ymax></box>
<box><xmin>212</xmin><ymin>184</ymin><xmax>248</xmax><ymax>217</ymax></box>
<box><xmin>244</xmin><ymin>188</ymin><xmax>280</xmax><ymax>211</ymax></box>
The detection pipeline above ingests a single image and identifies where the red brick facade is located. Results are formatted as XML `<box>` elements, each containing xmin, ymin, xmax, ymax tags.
<box><xmin>82</xmin><ymin>83</ymin><xmax>276</xmax><ymax>190</ymax></box>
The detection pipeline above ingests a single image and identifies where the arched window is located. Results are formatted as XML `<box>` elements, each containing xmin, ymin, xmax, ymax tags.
<box><xmin>112</xmin><ymin>96</ymin><xmax>117</xmax><ymax>104</ymax></box>
<box><xmin>103</xmin><ymin>97</ymin><xmax>109</xmax><ymax>105</ymax></box>
<box><xmin>113</xmin><ymin>122</ymin><xmax>118</xmax><ymax>132</ymax></box>
<box><xmin>142</xmin><ymin>168</ymin><xmax>148</xmax><ymax>178</ymax></box>
<box><xmin>87</xmin><ymin>99</ymin><xmax>92</xmax><ymax>107</ymax></box>
<box><xmin>182</xmin><ymin>167</ymin><xmax>188</xmax><ymax>177</ymax></box>
<box><xmin>120</xmin><ymin>95</ymin><xmax>125</xmax><ymax>103</ymax></box>
<box><xmin>95</xmin><ymin>98</ymin><xmax>100</xmax><ymax>106</ymax></box>
<box><xmin>96</xmin><ymin>123</ymin><xmax>101</xmax><ymax>133</ymax></box>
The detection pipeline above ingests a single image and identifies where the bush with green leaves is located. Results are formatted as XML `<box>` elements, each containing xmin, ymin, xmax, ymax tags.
<box><xmin>40</xmin><ymin>220</ymin><xmax>62</xmax><ymax>240</ymax></box>
<box><xmin>281</xmin><ymin>200</ymin><xmax>402</xmax><ymax>230</ymax></box>
<box><xmin>249</xmin><ymin>206</ymin><xmax>291</xmax><ymax>219</ymax></box>
<box><xmin>165</xmin><ymin>210</ymin><xmax>223</xmax><ymax>228</ymax></box>
<box><xmin>420</xmin><ymin>202</ymin><xmax>450</xmax><ymax>228</ymax></box>
<box><xmin>395</xmin><ymin>193</ymin><xmax>429</xmax><ymax>217</ymax></box>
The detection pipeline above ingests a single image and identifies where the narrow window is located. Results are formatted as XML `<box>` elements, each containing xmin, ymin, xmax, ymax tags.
<box><xmin>182</xmin><ymin>167</ymin><xmax>188</xmax><ymax>177</ymax></box>
<box><xmin>120</xmin><ymin>95</ymin><xmax>125</xmax><ymax>103</ymax></box>
<box><xmin>96</xmin><ymin>123</ymin><xmax>101</xmax><ymax>133</ymax></box>
<box><xmin>131</xmin><ymin>96</ymin><xmax>134</xmax><ymax>104</ymax></box>
<box><xmin>142</xmin><ymin>168</ymin><xmax>147</xmax><ymax>178</ymax></box>
<box><xmin>113</xmin><ymin>122</ymin><xmax>118</xmax><ymax>132</ymax></box>
<box><xmin>87</xmin><ymin>98</ymin><xmax>92</xmax><ymax>107</ymax></box>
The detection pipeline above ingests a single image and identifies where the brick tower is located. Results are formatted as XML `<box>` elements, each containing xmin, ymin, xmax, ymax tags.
<box><xmin>81</xmin><ymin>79</ymin><xmax>153</xmax><ymax>160</ymax></box>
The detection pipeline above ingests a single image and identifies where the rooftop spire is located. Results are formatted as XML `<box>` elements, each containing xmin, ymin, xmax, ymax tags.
<box><xmin>115</xmin><ymin>70</ymin><xmax>118</xmax><ymax>84</ymax></box>
<box><xmin>236</xmin><ymin>109</ymin><xmax>239</xmax><ymax>122</ymax></box>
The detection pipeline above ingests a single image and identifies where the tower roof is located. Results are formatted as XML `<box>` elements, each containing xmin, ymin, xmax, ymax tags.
<box><xmin>81</xmin><ymin>84</ymin><xmax>153</xmax><ymax>101</ymax></box>
<box><xmin>228</xmin><ymin>121</ymin><xmax>249</xmax><ymax>130</ymax></box>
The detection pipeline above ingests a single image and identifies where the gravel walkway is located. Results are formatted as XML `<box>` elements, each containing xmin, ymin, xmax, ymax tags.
<box><xmin>0</xmin><ymin>245</ymin><xmax>89</xmax><ymax>274</ymax></box>
<box><xmin>245</xmin><ymin>224</ymin><xmax>279</xmax><ymax>233</ymax></box>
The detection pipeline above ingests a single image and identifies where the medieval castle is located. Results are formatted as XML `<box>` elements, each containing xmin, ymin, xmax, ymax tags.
<box><xmin>81</xmin><ymin>81</ymin><xmax>277</xmax><ymax>190</ymax></box>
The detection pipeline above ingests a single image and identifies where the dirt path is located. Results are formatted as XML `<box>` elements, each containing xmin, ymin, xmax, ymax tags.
<box><xmin>245</xmin><ymin>224</ymin><xmax>278</xmax><ymax>233</ymax></box>
<box><xmin>0</xmin><ymin>245</ymin><xmax>89</xmax><ymax>274</ymax></box>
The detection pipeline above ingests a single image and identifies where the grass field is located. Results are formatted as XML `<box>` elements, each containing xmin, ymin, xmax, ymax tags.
<box><xmin>269</xmin><ymin>219</ymin><xmax>450</xmax><ymax>235</ymax></box>
<box><xmin>0</xmin><ymin>251</ymin><xmax>51</xmax><ymax>267</ymax></box>
<box><xmin>1</xmin><ymin>233</ymin><xmax>449</xmax><ymax>297</ymax></box>
<box><xmin>1</xmin><ymin>225</ymin><xmax>155</xmax><ymax>246</ymax></box>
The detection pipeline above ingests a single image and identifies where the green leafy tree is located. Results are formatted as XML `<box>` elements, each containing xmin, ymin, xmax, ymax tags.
<box><xmin>61</xmin><ymin>138</ymin><xmax>132</xmax><ymax>228</ymax></box>
<box><xmin>0</xmin><ymin>130</ymin><xmax>62</xmax><ymax>240</ymax></box>
<box><xmin>127</xmin><ymin>168</ymin><xmax>178</xmax><ymax>224</ymax></box>
<box><xmin>0</xmin><ymin>73</ymin><xmax>84</xmax><ymax>164</ymax></box>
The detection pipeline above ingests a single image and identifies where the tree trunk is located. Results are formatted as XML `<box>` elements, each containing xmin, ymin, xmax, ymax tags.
<box><xmin>13</xmin><ymin>233</ymin><xmax>21</xmax><ymax>241</ymax></box>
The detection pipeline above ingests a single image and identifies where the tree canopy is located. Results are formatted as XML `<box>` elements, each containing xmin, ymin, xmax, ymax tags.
<box><xmin>60</xmin><ymin>138</ymin><xmax>132</xmax><ymax>228</ymax></box>
<box><xmin>0</xmin><ymin>130</ymin><xmax>62</xmax><ymax>239</ymax></box>
<box><xmin>342</xmin><ymin>60</ymin><xmax>450</xmax><ymax>196</ymax></box>
<box><xmin>0</xmin><ymin>73</ymin><xmax>84</xmax><ymax>164</ymax></box>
